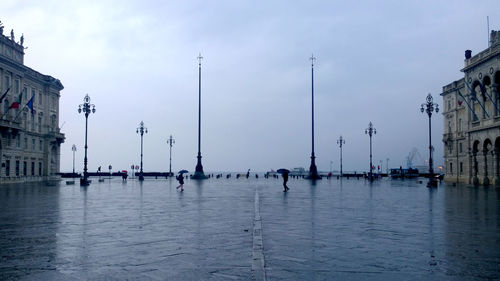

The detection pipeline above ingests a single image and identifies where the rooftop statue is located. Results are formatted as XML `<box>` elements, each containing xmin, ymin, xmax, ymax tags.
<box><xmin>0</xmin><ymin>21</ymin><xmax>3</xmax><ymax>35</ymax></box>
<box><xmin>10</xmin><ymin>29</ymin><xmax>14</xmax><ymax>41</ymax></box>
<box><xmin>20</xmin><ymin>34</ymin><xmax>24</xmax><ymax>46</ymax></box>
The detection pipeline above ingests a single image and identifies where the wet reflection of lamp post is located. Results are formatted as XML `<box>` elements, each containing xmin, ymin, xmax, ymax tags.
<box><xmin>365</xmin><ymin>122</ymin><xmax>376</xmax><ymax>181</ymax></box>
<box><xmin>136</xmin><ymin>121</ymin><xmax>148</xmax><ymax>181</ymax></box>
<box><xmin>337</xmin><ymin>136</ymin><xmax>345</xmax><ymax>177</ymax></box>
<box><xmin>72</xmin><ymin>144</ymin><xmax>76</xmax><ymax>174</ymax></box>
<box><xmin>167</xmin><ymin>135</ymin><xmax>175</xmax><ymax>176</ymax></box>
<box><xmin>78</xmin><ymin>94</ymin><xmax>95</xmax><ymax>186</ymax></box>
<box><xmin>421</xmin><ymin>93</ymin><xmax>439</xmax><ymax>188</ymax></box>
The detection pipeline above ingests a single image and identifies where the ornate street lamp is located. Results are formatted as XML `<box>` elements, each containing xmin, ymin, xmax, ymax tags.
<box><xmin>307</xmin><ymin>54</ymin><xmax>321</xmax><ymax>180</ymax></box>
<box><xmin>78</xmin><ymin>94</ymin><xmax>95</xmax><ymax>186</ymax></box>
<box><xmin>337</xmin><ymin>136</ymin><xmax>345</xmax><ymax>177</ymax></box>
<box><xmin>421</xmin><ymin>93</ymin><xmax>439</xmax><ymax>187</ymax></box>
<box><xmin>192</xmin><ymin>53</ymin><xmax>207</xmax><ymax>179</ymax></box>
<box><xmin>167</xmin><ymin>135</ymin><xmax>175</xmax><ymax>176</ymax></box>
<box><xmin>71</xmin><ymin>144</ymin><xmax>77</xmax><ymax>174</ymax></box>
<box><xmin>136</xmin><ymin>121</ymin><xmax>148</xmax><ymax>181</ymax></box>
<box><xmin>365</xmin><ymin>122</ymin><xmax>376</xmax><ymax>181</ymax></box>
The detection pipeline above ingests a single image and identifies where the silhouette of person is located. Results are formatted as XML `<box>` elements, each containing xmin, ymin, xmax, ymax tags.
<box><xmin>176</xmin><ymin>174</ymin><xmax>184</xmax><ymax>191</ymax></box>
<box><xmin>282</xmin><ymin>171</ymin><xmax>289</xmax><ymax>192</ymax></box>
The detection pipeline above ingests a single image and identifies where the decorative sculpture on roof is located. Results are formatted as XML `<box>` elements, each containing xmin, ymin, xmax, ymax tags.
<box><xmin>0</xmin><ymin>21</ymin><xmax>3</xmax><ymax>35</ymax></box>
<box><xmin>10</xmin><ymin>29</ymin><xmax>14</xmax><ymax>41</ymax></box>
<box><xmin>20</xmin><ymin>34</ymin><xmax>24</xmax><ymax>46</ymax></box>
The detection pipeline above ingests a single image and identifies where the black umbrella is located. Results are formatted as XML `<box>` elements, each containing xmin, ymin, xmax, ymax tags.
<box><xmin>178</xmin><ymin>170</ymin><xmax>189</xmax><ymax>174</ymax></box>
<box><xmin>277</xmin><ymin>168</ymin><xmax>290</xmax><ymax>174</ymax></box>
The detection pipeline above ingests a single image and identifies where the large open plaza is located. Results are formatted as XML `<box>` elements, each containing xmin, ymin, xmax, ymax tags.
<box><xmin>1</xmin><ymin>177</ymin><xmax>498</xmax><ymax>280</ymax></box>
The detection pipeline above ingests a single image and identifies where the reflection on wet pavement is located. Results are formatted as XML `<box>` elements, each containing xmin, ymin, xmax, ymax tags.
<box><xmin>0</xmin><ymin>177</ymin><xmax>498</xmax><ymax>280</ymax></box>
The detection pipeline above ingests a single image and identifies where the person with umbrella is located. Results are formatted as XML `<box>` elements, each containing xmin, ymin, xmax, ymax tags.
<box><xmin>176</xmin><ymin>170</ymin><xmax>188</xmax><ymax>191</ymax></box>
<box><xmin>278</xmin><ymin>169</ymin><xmax>290</xmax><ymax>192</ymax></box>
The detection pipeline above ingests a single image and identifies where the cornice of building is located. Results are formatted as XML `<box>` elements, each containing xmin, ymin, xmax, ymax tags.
<box><xmin>461</xmin><ymin>42</ymin><xmax>500</xmax><ymax>73</ymax></box>
<box><xmin>0</xmin><ymin>55</ymin><xmax>64</xmax><ymax>91</ymax></box>
<box><xmin>441</xmin><ymin>78</ymin><xmax>465</xmax><ymax>96</ymax></box>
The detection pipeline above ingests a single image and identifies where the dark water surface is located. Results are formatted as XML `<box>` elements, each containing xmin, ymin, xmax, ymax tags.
<box><xmin>0</xmin><ymin>177</ymin><xmax>499</xmax><ymax>280</ymax></box>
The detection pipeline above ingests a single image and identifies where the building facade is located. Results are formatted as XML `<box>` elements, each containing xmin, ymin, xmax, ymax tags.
<box><xmin>0</xmin><ymin>26</ymin><xmax>64</xmax><ymax>184</ymax></box>
<box><xmin>441</xmin><ymin>30</ymin><xmax>500</xmax><ymax>185</ymax></box>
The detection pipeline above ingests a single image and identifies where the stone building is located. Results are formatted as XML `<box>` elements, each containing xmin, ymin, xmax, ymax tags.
<box><xmin>441</xmin><ymin>30</ymin><xmax>500</xmax><ymax>185</ymax></box>
<box><xmin>0</xmin><ymin>25</ymin><xmax>64</xmax><ymax>184</ymax></box>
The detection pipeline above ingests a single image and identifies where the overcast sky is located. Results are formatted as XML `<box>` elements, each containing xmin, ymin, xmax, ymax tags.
<box><xmin>2</xmin><ymin>0</ymin><xmax>498</xmax><ymax>173</ymax></box>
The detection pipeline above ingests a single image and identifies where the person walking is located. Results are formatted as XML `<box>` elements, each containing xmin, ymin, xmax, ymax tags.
<box><xmin>176</xmin><ymin>174</ymin><xmax>185</xmax><ymax>191</ymax></box>
<box><xmin>282</xmin><ymin>171</ymin><xmax>289</xmax><ymax>192</ymax></box>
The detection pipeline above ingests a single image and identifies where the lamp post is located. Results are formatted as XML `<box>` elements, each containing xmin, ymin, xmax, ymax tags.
<box><xmin>167</xmin><ymin>135</ymin><xmax>175</xmax><ymax>176</ymax></box>
<box><xmin>421</xmin><ymin>93</ymin><xmax>439</xmax><ymax>187</ymax></box>
<box><xmin>136</xmin><ymin>121</ymin><xmax>148</xmax><ymax>181</ymax></box>
<box><xmin>192</xmin><ymin>53</ymin><xmax>207</xmax><ymax>179</ymax></box>
<box><xmin>365</xmin><ymin>122</ymin><xmax>376</xmax><ymax>181</ymax></box>
<box><xmin>307</xmin><ymin>54</ymin><xmax>320</xmax><ymax>180</ymax></box>
<box><xmin>337</xmin><ymin>136</ymin><xmax>345</xmax><ymax>177</ymax></box>
<box><xmin>386</xmin><ymin>158</ymin><xmax>389</xmax><ymax>174</ymax></box>
<box><xmin>78</xmin><ymin>94</ymin><xmax>95</xmax><ymax>186</ymax></box>
<box><xmin>71</xmin><ymin>144</ymin><xmax>76</xmax><ymax>174</ymax></box>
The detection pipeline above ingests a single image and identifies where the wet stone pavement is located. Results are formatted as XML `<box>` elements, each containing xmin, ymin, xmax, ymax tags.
<box><xmin>0</xmin><ymin>176</ymin><xmax>499</xmax><ymax>280</ymax></box>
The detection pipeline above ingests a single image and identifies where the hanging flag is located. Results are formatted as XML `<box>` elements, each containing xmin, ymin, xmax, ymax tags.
<box><xmin>0</xmin><ymin>88</ymin><xmax>10</xmax><ymax>103</ymax></box>
<box><xmin>9</xmin><ymin>92</ymin><xmax>22</xmax><ymax>109</ymax></box>
<box><xmin>457</xmin><ymin>93</ymin><xmax>464</xmax><ymax>106</ymax></box>
<box><xmin>26</xmin><ymin>95</ymin><xmax>34</xmax><ymax>114</ymax></box>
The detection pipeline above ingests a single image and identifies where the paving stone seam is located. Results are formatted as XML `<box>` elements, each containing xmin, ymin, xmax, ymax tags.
<box><xmin>251</xmin><ymin>190</ymin><xmax>267</xmax><ymax>281</ymax></box>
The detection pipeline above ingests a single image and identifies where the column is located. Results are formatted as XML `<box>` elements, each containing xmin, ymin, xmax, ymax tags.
<box><xmin>473</xmin><ymin>151</ymin><xmax>479</xmax><ymax>186</ymax></box>
<box><xmin>490</xmin><ymin>84</ymin><xmax>499</xmax><ymax>116</ymax></box>
<box><xmin>483</xmin><ymin>148</ymin><xmax>490</xmax><ymax>186</ymax></box>
<box><xmin>494</xmin><ymin>148</ymin><xmax>500</xmax><ymax>186</ymax></box>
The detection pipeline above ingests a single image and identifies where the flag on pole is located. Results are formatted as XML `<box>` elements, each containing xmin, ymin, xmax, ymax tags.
<box><xmin>26</xmin><ymin>95</ymin><xmax>34</xmax><ymax>114</ymax></box>
<box><xmin>9</xmin><ymin>92</ymin><xmax>22</xmax><ymax>109</ymax></box>
<box><xmin>0</xmin><ymin>88</ymin><xmax>10</xmax><ymax>103</ymax></box>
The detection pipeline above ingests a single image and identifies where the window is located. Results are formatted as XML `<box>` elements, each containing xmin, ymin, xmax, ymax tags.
<box><xmin>38</xmin><ymin>162</ymin><xmax>42</xmax><ymax>176</ymax></box>
<box><xmin>50</xmin><ymin>115</ymin><xmax>56</xmax><ymax>130</ymax></box>
<box><xmin>38</xmin><ymin>116</ymin><xmax>42</xmax><ymax>132</ymax></box>
<box><xmin>39</xmin><ymin>140</ymin><xmax>43</xmax><ymax>151</ymax></box>
<box><xmin>448</xmin><ymin>100</ymin><xmax>451</xmax><ymax>111</ymax></box>
<box><xmin>6</xmin><ymin>160</ymin><xmax>10</xmax><ymax>176</ymax></box>
<box><xmin>23</xmin><ymin>112</ymin><xmax>27</xmax><ymax>129</ymax></box>
<box><xmin>16</xmin><ymin>135</ymin><xmax>20</xmax><ymax>148</ymax></box>
<box><xmin>14</xmin><ymin>80</ymin><xmax>19</xmax><ymax>94</ymax></box>
<box><xmin>31</xmin><ymin>89</ymin><xmax>35</xmax><ymax>100</ymax></box>
<box><xmin>32</xmin><ymin>139</ymin><xmax>35</xmax><ymax>150</ymax></box>
<box><xmin>459</xmin><ymin>142</ymin><xmax>463</xmax><ymax>153</ymax></box>
<box><xmin>458</xmin><ymin>118</ymin><xmax>462</xmax><ymax>131</ymax></box>
<box><xmin>23</xmin><ymin>161</ymin><xmax>27</xmax><ymax>176</ymax></box>
<box><xmin>31</xmin><ymin>114</ymin><xmax>34</xmax><ymax>131</ymax></box>
<box><xmin>24</xmin><ymin>137</ymin><xmax>27</xmax><ymax>149</ymax></box>
<box><xmin>460</xmin><ymin>162</ymin><xmax>463</xmax><ymax>175</ymax></box>
<box><xmin>3</xmin><ymin>98</ymin><xmax>8</xmax><ymax>115</ymax></box>
<box><xmin>448</xmin><ymin>121</ymin><xmax>452</xmax><ymax>133</ymax></box>
<box><xmin>15</xmin><ymin>160</ymin><xmax>19</xmax><ymax>176</ymax></box>
<box><xmin>31</xmin><ymin>162</ymin><xmax>35</xmax><ymax>176</ymax></box>
<box><xmin>449</xmin><ymin>162</ymin><xmax>453</xmax><ymax>174</ymax></box>
<box><xmin>4</xmin><ymin>76</ymin><xmax>10</xmax><ymax>90</ymax></box>
<box><xmin>7</xmin><ymin>135</ymin><xmax>11</xmax><ymax>147</ymax></box>
<box><xmin>38</xmin><ymin>92</ymin><xmax>42</xmax><ymax>105</ymax></box>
